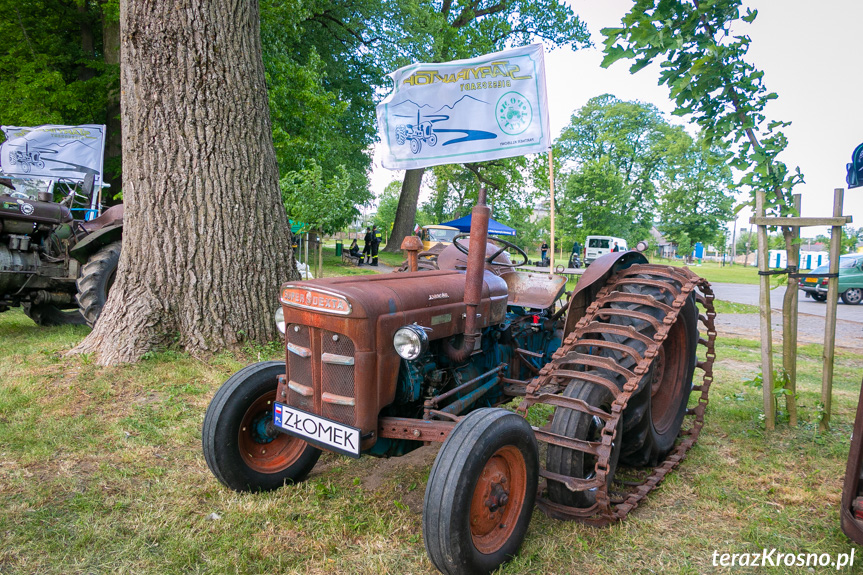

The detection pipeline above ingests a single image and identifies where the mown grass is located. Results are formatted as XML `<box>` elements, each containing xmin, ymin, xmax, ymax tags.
<box><xmin>1</xmin><ymin>306</ymin><xmax>862</xmax><ymax>574</ymax></box>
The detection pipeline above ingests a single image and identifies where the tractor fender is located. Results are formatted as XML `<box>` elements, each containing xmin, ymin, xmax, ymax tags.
<box><xmin>562</xmin><ymin>249</ymin><xmax>649</xmax><ymax>337</ymax></box>
<box><xmin>70</xmin><ymin>223</ymin><xmax>123</xmax><ymax>264</ymax></box>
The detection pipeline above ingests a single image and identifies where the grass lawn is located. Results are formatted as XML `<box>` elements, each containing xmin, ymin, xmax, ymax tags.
<box><xmin>1</xmin><ymin>297</ymin><xmax>861</xmax><ymax>574</ymax></box>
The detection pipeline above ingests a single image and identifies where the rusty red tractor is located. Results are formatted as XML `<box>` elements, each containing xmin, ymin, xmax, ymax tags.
<box><xmin>203</xmin><ymin>193</ymin><xmax>717</xmax><ymax>575</ymax></box>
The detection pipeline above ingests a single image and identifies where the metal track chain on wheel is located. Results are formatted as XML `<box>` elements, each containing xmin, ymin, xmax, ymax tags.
<box><xmin>516</xmin><ymin>264</ymin><xmax>716</xmax><ymax>525</ymax></box>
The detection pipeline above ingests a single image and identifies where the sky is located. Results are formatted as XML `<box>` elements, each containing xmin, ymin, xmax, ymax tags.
<box><xmin>372</xmin><ymin>0</ymin><xmax>863</xmax><ymax>241</ymax></box>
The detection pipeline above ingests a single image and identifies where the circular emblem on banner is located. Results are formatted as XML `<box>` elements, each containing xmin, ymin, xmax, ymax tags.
<box><xmin>19</xmin><ymin>202</ymin><xmax>34</xmax><ymax>216</ymax></box>
<box><xmin>496</xmin><ymin>92</ymin><xmax>532</xmax><ymax>136</ymax></box>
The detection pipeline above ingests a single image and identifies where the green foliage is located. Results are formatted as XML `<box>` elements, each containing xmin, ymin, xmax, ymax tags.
<box><xmin>281</xmin><ymin>160</ymin><xmax>359</xmax><ymax>235</ymax></box>
<box><xmin>373</xmin><ymin>181</ymin><xmax>402</xmax><ymax>233</ymax></box>
<box><xmin>553</xmin><ymin>95</ymin><xmax>733</xmax><ymax>249</ymax></box>
<box><xmin>0</xmin><ymin>0</ymin><xmax>118</xmax><ymax>128</ymax></box>
<box><xmin>260</xmin><ymin>0</ymin><xmax>379</xmax><ymax>210</ymax></box>
<box><xmin>602</xmin><ymin>1</ymin><xmax>803</xmax><ymax>215</ymax></box>
<box><xmin>658</xmin><ymin>134</ymin><xmax>735</xmax><ymax>251</ymax></box>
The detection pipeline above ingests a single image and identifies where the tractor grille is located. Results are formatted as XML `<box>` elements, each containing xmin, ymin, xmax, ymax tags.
<box><xmin>285</xmin><ymin>325</ymin><xmax>356</xmax><ymax>425</ymax></box>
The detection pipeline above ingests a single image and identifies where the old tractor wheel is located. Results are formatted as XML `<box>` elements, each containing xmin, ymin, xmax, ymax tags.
<box><xmin>546</xmin><ymin>380</ymin><xmax>622</xmax><ymax>508</ymax></box>
<box><xmin>203</xmin><ymin>361</ymin><xmax>321</xmax><ymax>492</ymax></box>
<box><xmin>22</xmin><ymin>303</ymin><xmax>86</xmax><ymax>327</ymax></box>
<box><xmin>423</xmin><ymin>408</ymin><xmax>538</xmax><ymax>575</ymax></box>
<box><xmin>618</xmin><ymin>285</ymin><xmax>698</xmax><ymax>466</ymax></box>
<box><xmin>410</xmin><ymin>138</ymin><xmax>421</xmax><ymax>154</ymax></box>
<box><xmin>395</xmin><ymin>125</ymin><xmax>406</xmax><ymax>145</ymax></box>
<box><xmin>76</xmin><ymin>241</ymin><xmax>121</xmax><ymax>327</ymax></box>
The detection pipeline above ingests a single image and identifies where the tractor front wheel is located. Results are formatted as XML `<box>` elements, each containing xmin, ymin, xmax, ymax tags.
<box><xmin>202</xmin><ymin>361</ymin><xmax>321</xmax><ymax>492</ymax></box>
<box><xmin>423</xmin><ymin>408</ymin><xmax>538</xmax><ymax>575</ymax></box>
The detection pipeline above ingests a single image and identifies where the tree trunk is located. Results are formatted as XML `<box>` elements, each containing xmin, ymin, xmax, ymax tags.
<box><xmin>383</xmin><ymin>167</ymin><xmax>424</xmax><ymax>252</ymax></box>
<box><xmin>73</xmin><ymin>0</ymin><xmax>297</xmax><ymax>365</ymax></box>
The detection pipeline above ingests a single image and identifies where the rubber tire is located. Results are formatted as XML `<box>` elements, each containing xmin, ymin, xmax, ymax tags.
<box><xmin>614</xmin><ymin>287</ymin><xmax>699</xmax><ymax>467</ymax></box>
<box><xmin>410</xmin><ymin>138</ymin><xmax>421</xmax><ymax>154</ymax></box>
<box><xmin>423</xmin><ymin>408</ymin><xmax>538</xmax><ymax>575</ymax></box>
<box><xmin>842</xmin><ymin>288</ymin><xmax>863</xmax><ymax>305</ymax></box>
<box><xmin>396</xmin><ymin>125</ymin><xmax>406</xmax><ymax>145</ymax></box>
<box><xmin>428</xmin><ymin>133</ymin><xmax>438</xmax><ymax>146</ymax></box>
<box><xmin>22</xmin><ymin>303</ymin><xmax>86</xmax><ymax>327</ymax></box>
<box><xmin>546</xmin><ymin>380</ymin><xmax>622</xmax><ymax>508</ymax></box>
<box><xmin>202</xmin><ymin>361</ymin><xmax>321</xmax><ymax>492</ymax></box>
<box><xmin>812</xmin><ymin>293</ymin><xmax>827</xmax><ymax>302</ymax></box>
<box><xmin>76</xmin><ymin>241</ymin><xmax>121</xmax><ymax>327</ymax></box>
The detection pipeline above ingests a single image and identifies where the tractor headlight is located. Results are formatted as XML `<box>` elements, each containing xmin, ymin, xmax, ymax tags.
<box><xmin>393</xmin><ymin>325</ymin><xmax>428</xmax><ymax>360</ymax></box>
<box><xmin>275</xmin><ymin>307</ymin><xmax>286</xmax><ymax>334</ymax></box>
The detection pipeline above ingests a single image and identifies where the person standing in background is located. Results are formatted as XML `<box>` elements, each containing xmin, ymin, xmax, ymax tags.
<box><xmin>363</xmin><ymin>227</ymin><xmax>372</xmax><ymax>264</ymax></box>
<box><xmin>540</xmin><ymin>240</ymin><xmax>548</xmax><ymax>264</ymax></box>
<box><xmin>371</xmin><ymin>225</ymin><xmax>382</xmax><ymax>266</ymax></box>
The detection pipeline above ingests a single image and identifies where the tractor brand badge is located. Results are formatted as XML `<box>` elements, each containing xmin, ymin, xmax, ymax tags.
<box><xmin>428</xmin><ymin>292</ymin><xmax>449</xmax><ymax>301</ymax></box>
<box><xmin>19</xmin><ymin>202</ymin><xmax>34</xmax><ymax>216</ymax></box>
<box><xmin>496</xmin><ymin>92</ymin><xmax>532</xmax><ymax>135</ymax></box>
<box><xmin>280</xmin><ymin>286</ymin><xmax>352</xmax><ymax>315</ymax></box>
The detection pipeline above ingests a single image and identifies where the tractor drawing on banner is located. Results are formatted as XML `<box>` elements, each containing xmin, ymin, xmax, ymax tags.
<box><xmin>395</xmin><ymin>110</ymin><xmax>438</xmax><ymax>154</ymax></box>
<box><xmin>8</xmin><ymin>144</ymin><xmax>46</xmax><ymax>174</ymax></box>
<box><xmin>202</xmin><ymin>187</ymin><xmax>718</xmax><ymax>575</ymax></box>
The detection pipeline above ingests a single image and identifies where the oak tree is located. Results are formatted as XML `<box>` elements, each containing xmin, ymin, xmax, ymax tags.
<box><xmin>74</xmin><ymin>0</ymin><xmax>294</xmax><ymax>364</ymax></box>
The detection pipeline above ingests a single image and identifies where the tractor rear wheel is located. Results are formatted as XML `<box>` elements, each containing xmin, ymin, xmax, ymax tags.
<box><xmin>76</xmin><ymin>241</ymin><xmax>121</xmax><ymax>327</ymax></box>
<box><xmin>546</xmin><ymin>380</ymin><xmax>622</xmax><ymax>508</ymax></box>
<box><xmin>203</xmin><ymin>361</ymin><xmax>321</xmax><ymax>492</ymax></box>
<box><xmin>423</xmin><ymin>408</ymin><xmax>538</xmax><ymax>575</ymax></box>
<box><xmin>614</xmin><ymin>286</ymin><xmax>698</xmax><ymax>466</ymax></box>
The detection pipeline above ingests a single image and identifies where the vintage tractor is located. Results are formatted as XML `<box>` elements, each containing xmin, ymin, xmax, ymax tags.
<box><xmin>395</xmin><ymin>110</ymin><xmax>439</xmax><ymax>154</ymax></box>
<box><xmin>202</xmin><ymin>191</ymin><xmax>716</xmax><ymax>575</ymax></box>
<box><xmin>0</xmin><ymin>175</ymin><xmax>122</xmax><ymax>326</ymax></box>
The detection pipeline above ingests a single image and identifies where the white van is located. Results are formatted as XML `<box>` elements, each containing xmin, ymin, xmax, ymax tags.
<box><xmin>584</xmin><ymin>236</ymin><xmax>628</xmax><ymax>265</ymax></box>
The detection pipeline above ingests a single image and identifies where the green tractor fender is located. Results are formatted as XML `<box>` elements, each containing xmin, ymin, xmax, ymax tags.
<box><xmin>70</xmin><ymin>223</ymin><xmax>123</xmax><ymax>264</ymax></box>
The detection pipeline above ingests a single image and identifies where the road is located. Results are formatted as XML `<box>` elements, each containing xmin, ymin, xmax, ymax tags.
<box><xmin>710</xmin><ymin>282</ymin><xmax>863</xmax><ymax>348</ymax></box>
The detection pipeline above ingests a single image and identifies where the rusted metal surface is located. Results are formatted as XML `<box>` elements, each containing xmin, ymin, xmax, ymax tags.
<box><xmin>841</xmin><ymin>378</ymin><xmax>863</xmax><ymax>544</ymax></box>
<box><xmin>515</xmin><ymin>263</ymin><xmax>717</xmax><ymax>525</ymax></box>
<box><xmin>378</xmin><ymin>416</ymin><xmax>455</xmax><ymax>443</ymax></box>
<box><xmin>500</xmin><ymin>271</ymin><xmax>567</xmax><ymax>309</ymax></box>
<box><xmin>278</xmin><ymin>270</ymin><xmax>508</xmax><ymax>450</ymax></box>
<box><xmin>400</xmin><ymin>235</ymin><xmax>423</xmax><ymax>272</ymax></box>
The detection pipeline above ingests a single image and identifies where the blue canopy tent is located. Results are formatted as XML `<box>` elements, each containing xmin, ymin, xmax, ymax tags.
<box><xmin>440</xmin><ymin>215</ymin><xmax>516</xmax><ymax>236</ymax></box>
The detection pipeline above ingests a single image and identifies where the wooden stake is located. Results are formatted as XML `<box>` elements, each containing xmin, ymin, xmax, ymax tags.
<box><xmin>782</xmin><ymin>194</ymin><xmax>801</xmax><ymax>426</ymax></box>
<box><xmin>820</xmin><ymin>188</ymin><xmax>844</xmax><ymax>431</ymax></box>
<box><xmin>548</xmin><ymin>149</ymin><xmax>555</xmax><ymax>273</ymax></box>
<box><xmin>755</xmin><ymin>190</ymin><xmax>774</xmax><ymax>430</ymax></box>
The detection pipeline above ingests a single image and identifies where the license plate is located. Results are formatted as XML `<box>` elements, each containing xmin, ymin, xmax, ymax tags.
<box><xmin>274</xmin><ymin>402</ymin><xmax>361</xmax><ymax>458</ymax></box>
<box><xmin>805</xmin><ymin>277</ymin><xmax>817</xmax><ymax>283</ymax></box>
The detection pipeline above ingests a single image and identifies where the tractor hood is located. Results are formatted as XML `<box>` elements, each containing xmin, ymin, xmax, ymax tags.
<box><xmin>279</xmin><ymin>269</ymin><xmax>508</xmax><ymax>341</ymax></box>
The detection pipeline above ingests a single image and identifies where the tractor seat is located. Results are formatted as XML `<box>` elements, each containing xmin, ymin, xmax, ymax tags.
<box><xmin>499</xmin><ymin>270</ymin><xmax>567</xmax><ymax>311</ymax></box>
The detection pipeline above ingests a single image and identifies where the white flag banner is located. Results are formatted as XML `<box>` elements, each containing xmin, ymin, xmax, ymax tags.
<box><xmin>376</xmin><ymin>44</ymin><xmax>550</xmax><ymax>170</ymax></box>
<box><xmin>0</xmin><ymin>124</ymin><xmax>106</xmax><ymax>184</ymax></box>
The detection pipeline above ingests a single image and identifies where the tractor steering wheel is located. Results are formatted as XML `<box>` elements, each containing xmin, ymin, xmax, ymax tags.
<box><xmin>452</xmin><ymin>233</ymin><xmax>528</xmax><ymax>268</ymax></box>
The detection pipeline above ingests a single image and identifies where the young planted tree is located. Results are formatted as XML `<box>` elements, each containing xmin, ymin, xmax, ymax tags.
<box><xmin>603</xmin><ymin>0</ymin><xmax>804</xmax><ymax>428</ymax></box>
<box><xmin>74</xmin><ymin>0</ymin><xmax>295</xmax><ymax>364</ymax></box>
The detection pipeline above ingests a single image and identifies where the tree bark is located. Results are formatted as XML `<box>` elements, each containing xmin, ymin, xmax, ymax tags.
<box><xmin>384</xmin><ymin>167</ymin><xmax>424</xmax><ymax>252</ymax></box>
<box><xmin>73</xmin><ymin>0</ymin><xmax>297</xmax><ymax>365</ymax></box>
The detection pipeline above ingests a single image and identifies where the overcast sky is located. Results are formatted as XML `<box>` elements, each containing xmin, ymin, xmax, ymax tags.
<box><xmin>373</xmin><ymin>1</ymin><xmax>863</xmax><ymax>240</ymax></box>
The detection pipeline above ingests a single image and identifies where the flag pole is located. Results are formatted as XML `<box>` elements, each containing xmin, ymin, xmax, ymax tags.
<box><xmin>548</xmin><ymin>149</ymin><xmax>555</xmax><ymax>274</ymax></box>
